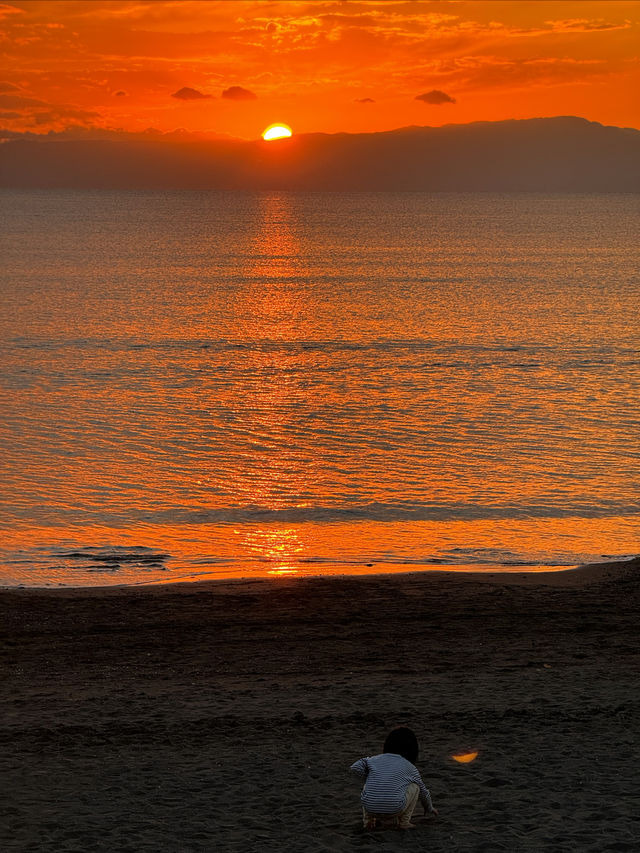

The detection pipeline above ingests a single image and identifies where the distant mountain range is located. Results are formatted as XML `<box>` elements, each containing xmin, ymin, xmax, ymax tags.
<box><xmin>1</xmin><ymin>117</ymin><xmax>638</xmax><ymax>191</ymax></box>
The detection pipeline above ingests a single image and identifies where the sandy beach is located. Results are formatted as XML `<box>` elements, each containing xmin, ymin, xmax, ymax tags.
<box><xmin>1</xmin><ymin>559</ymin><xmax>639</xmax><ymax>852</ymax></box>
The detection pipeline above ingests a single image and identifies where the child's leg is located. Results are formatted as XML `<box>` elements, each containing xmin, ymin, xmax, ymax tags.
<box><xmin>362</xmin><ymin>807</ymin><xmax>377</xmax><ymax>830</ymax></box>
<box><xmin>397</xmin><ymin>783</ymin><xmax>420</xmax><ymax>828</ymax></box>
<box><xmin>363</xmin><ymin>809</ymin><xmax>401</xmax><ymax>831</ymax></box>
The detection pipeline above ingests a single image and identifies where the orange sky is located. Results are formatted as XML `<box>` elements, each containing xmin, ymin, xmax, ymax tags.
<box><xmin>1</xmin><ymin>1</ymin><xmax>638</xmax><ymax>139</ymax></box>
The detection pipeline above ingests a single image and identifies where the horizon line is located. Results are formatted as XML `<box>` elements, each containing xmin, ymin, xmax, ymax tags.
<box><xmin>2</xmin><ymin>115</ymin><xmax>640</xmax><ymax>145</ymax></box>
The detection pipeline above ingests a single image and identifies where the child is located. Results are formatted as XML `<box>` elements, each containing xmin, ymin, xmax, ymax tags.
<box><xmin>350</xmin><ymin>726</ymin><xmax>438</xmax><ymax>830</ymax></box>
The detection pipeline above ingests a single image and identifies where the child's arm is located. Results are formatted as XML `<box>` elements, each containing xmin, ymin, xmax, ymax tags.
<box><xmin>350</xmin><ymin>758</ymin><xmax>369</xmax><ymax>779</ymax></box>
<box><xmin>413</xmin><ymin>771</ymin><xmax>437</xmax><ymax>815</ymax></box>
<box><xmin>419</xmin><ymin>786</ymin><xmax>436</xmax><ymax>815</ymax></box>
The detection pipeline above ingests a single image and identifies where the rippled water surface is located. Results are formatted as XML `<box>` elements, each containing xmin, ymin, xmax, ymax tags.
<box><xmin>1</xmin><ymin>191</ymin><xmax>638</xmax><ymax>586</ymax></box>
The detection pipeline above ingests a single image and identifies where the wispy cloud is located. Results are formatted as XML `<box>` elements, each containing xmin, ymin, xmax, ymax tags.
<box><xmin>452</xmin><ymin>56</ymin><xmax>615</xmax><ymax>93</ymax></box>
<box><xmin>0</xmin><ymin>3</ymin><xmax>24</xmax><ymax>20</ymax></box>
<box><xmin>544</xmin><ymin>18</ymin><xmax>632</xmax><ymax>34</ymax></box>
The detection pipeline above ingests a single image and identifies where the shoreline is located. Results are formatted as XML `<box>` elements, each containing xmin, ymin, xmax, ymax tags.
<box><xmin>2</xmin><ymin>555</ymin><xmax>637</xmax><ymax>598</ymax></box>
<box><xmin>1</xmin><ymin>555</ymin><xmax>638</xmax><ymax>851</ymax></box>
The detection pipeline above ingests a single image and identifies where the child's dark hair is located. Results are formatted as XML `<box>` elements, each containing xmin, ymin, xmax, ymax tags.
<box><xmin>383</xmin><ymin>726</ymin><xmax>419</xmax><ymax>763</ymax></box>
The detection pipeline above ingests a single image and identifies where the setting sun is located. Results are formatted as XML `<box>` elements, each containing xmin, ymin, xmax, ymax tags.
<box><xmin>262</xmin><ymin>124</ymin><xmax>293</xmax><ymax>141</ymax></box>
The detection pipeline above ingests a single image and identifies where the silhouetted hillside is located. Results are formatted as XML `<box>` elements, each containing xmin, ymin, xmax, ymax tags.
<box><xmin>1</xmin><ymin>117</ymin><xmax>638</xmax><ymax>191</ymax></box>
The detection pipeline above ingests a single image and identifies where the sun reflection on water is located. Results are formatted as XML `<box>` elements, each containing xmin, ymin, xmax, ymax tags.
<box><xmin>228</xmin><ymin>193</ymin><xmax>318</xmax><ymax>573</ymax></box>
<box><xmin>239</xmin><ymin>526</ymin><xmax>305</xmax><ymax>575</ymax></box>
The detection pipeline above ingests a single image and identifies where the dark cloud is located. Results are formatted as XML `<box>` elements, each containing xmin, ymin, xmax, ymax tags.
<box><xmin>415</xmin><ymin>90</ymin><xmax>456</xmax><ymax>105</ymax></box>
<box><xmin>31</xmin><ymin>108</ymin><xmax>100</xmax><ymax>126</ymax></box>
<box><xmin>0</xmin><ymin>128</ymin><xmax>24</xmax><ymax>141</ymax></box>
<box><xmin>0</xmin><ymin>93</ymin><xmax>48</xmax><ymax>109</ymax></box>
<box><xmin>0</xmin><ymin>125</ymin><xmax>238</xmax><ymax>143</ymax></box>
<box><xmin>221</xmin><ymin>86</ymin><xmax>257</xmax><ymax>101</ymax></box>
<box><xmin>0</xmin><ymin>81</ymin><xmax>21</xmax><ymax>94</ymax></box>
<box><xmin>114</xmin><ymin>90</ymin><xmax>127</xmax><ymax>97</ymax></box>
<box><xmin>355</xmin><ymin>97</ymin><xmax>375</xmax><ymax>103</ymax></box>
<box><xmin>0</xmin><ymin>93</ymin><xmax>100</xmax><ymax>127</ymax></box>
<box><xmin>171</xmin><ymin>87</ymin><xmax>211</xmax><ymax>100</ymax></box>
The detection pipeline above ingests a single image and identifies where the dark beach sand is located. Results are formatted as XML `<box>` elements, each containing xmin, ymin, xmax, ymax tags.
<box><xmin>1</xmin><ymin>559</ymin><xmax>639</xmax><ymax>852</ymax></box>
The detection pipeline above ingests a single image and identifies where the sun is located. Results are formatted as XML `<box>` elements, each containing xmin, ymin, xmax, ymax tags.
<box><xmin>262</xmin><ymin>123</ymin><xmax>292</xmax><ymax>141</ymax></box>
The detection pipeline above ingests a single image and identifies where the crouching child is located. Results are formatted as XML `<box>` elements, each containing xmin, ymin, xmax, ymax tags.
<box><xmin>350</xmin><ymin>726</ymin><xmax>438</xmax><ymax>830</ymax></box>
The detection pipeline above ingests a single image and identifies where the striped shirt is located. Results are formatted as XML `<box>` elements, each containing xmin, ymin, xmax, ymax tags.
<box><xmin>350</xmin><ymin>753</ymin><xmax>434</xmax><ymax>815</ymax></box>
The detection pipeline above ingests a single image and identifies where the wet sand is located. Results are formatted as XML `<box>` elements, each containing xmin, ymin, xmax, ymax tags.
<box><xmin>1</xmin><ymin>558</ymin><xmax>639</xmax><ymax>852</ymax></box>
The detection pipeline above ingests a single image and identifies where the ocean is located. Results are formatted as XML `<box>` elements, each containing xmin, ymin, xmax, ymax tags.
<box><xmin>1</xmin><ymin>190</ymin><xmax>638</xmax><ymax>586</ymax></box>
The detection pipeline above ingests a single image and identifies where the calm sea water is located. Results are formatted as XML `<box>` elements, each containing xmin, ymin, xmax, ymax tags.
<box><xmin>1</xmin><ymin>190</ymin><xmax>638</xmax><ymax>587</ymax></box>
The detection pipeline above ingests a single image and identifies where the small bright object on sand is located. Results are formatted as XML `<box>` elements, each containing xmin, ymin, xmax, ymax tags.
<box><xmin>262</xmin><ymin>123</ymin><xmax>292</xmax><ymax>141</ymax></box>
<box><xmin>452</xmin><ymin>751</ymin><xmax>479</xmax><ymax>763</ymax></box>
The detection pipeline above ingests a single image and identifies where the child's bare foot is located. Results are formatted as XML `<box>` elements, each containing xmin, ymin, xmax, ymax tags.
<box><xmin>397</xmin><ymin>823</ymin><xmax>417</xmax><ymax>830</ymax></box>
